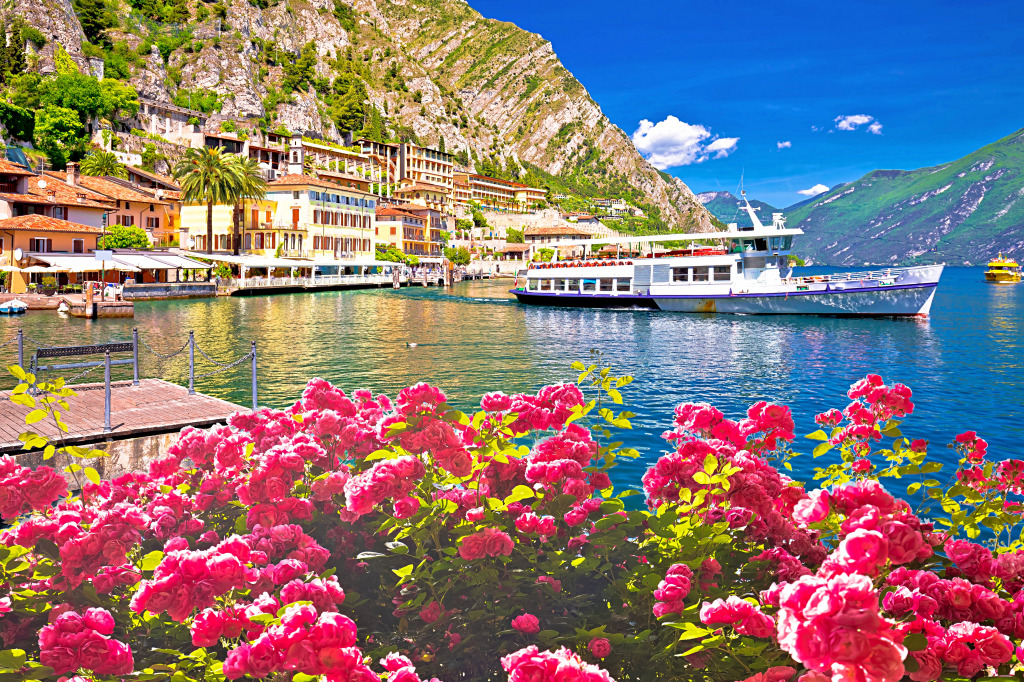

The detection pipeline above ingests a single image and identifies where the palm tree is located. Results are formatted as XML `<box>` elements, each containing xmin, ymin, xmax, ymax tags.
<box><xmin>227</xmin><ymin>155</ymin><xmax>268</xmax><ymax>256</ymax></box>
<box><xmin>172</xmin><ymin>147</ymin><xmax>242</xmax><ymax>255</ymax></box>
<box><xmin>80</xmin><ymin>151</ymin><xmax>127</xmax><ymax>179</ymax></box>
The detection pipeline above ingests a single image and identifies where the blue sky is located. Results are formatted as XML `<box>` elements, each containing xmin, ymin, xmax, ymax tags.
<box><xmin>469</xmin><ymin>0</ymin><xmax>1024</xmax><ymax>208</ymax></box>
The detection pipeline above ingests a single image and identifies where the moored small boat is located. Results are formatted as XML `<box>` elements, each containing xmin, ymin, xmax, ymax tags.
<box><xmin>984</xmin><ymin>254</ymin><xmax>1021</xmax><ymax>283</ymax></box>
<box><xmin>0</xmin><ymin>299</ymin><xmax>28</xmax><ymax>315</ymax></box>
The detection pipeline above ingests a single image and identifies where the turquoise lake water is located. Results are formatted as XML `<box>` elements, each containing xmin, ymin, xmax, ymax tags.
<box><xmin>1</xmin><ymin>266</ymin><xmax>1020</xmax><ymax>489</ymax></box>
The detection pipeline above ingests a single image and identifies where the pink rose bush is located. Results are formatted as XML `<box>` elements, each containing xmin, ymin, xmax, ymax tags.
<box><xmin>2</xmin><ymin>362</ymin><xmax>1024</xmax><ymax>681</ymax></box>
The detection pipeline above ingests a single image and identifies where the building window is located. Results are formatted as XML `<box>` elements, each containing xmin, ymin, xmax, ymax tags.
<box><xmin>54</xmin><ymin>207</ymin><xmax>67</xmax><ymax>220</ymax></box>
<box><xmin>146</xmin><ymin>217</ymin><xmax>160</xmax><ymax>230</ymax></box>
<box><xmin>0</xmin><ymin>237</ymin><xmax>4</xmax><ymax>252</ymax></box>
<box><xmin>119</xmin><ymin>215</ymin><xmax>135</xmax><ymax>227</ymax></box>
<box><xmin>72</xmin><ymin>239</ymin><xmax>84</xmax><ymax>254</ymax></box>
<box><xmin>390</xmin><ymin>227</ymin><xmax>396</xmax><ymax>235</ymax></box>
<box><xmin>292</xmin><ymin>191</ymin><xmax>300</xmax><ymax>200</ymax></box>
<box><xmin>30</xmin><ymin>238</ymin><xmax>52</xmax><ymax>252</ymax></box>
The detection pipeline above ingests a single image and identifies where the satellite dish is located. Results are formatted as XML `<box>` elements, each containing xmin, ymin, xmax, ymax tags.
<box><xmin>37</xmin><ymin>179</ymin><xmax>46</xmax><ymax>189</ymax></box>
<box><xmin>13</xmin><ymin>248</ymin><xmax>23</xmax><ymax>261</ymax></box>
<box><xmin>188</xmin><ymin>237</ymin><xmax>195</xmax><ymax>248</ymax></box>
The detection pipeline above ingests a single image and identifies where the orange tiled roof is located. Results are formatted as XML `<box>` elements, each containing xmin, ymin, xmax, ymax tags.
<box><xmin>396</xmin><ymin>181</ymin><xmax>449</xmax><ymax>194</ymax></box>
<box><xmin>375</xmin><ymin>207</ymin><xmax>423</xmax><ymax>220</ymax></box>
<box><xmin>269</xmin><ymin>173</ymin><xmax>377</xmax><ymax>196</ymax></box>
<box><xmin>0</xmin><ymin>214</ymin><xmax>103</xmax><ymax>234</ymax></box>
<box><xmin>524</xmin><ymin>226</ymin><xmax>591</xmax><ymax>236</ymax></box>
<box><xmin>0</xmin><ymin>159</ymin><xmax>34</xmax><ymax>176</ymax></box>
<box><xmin>0</xmin><ymin>176</ymin><xmax>113</xmax><ymax>210</ymax></box>
<box><xmin>125</xmin><ymin>166</ymin><xmax>180</xmax><ymax>189</ymax></box>
<box><xmin>44</xmin><ymin>172</ymin><xmax>170</xmax><ymax>205</ymax></box>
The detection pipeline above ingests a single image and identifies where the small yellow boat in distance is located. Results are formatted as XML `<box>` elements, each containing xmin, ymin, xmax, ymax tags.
<box><xmin>985</xmin><ymin>253</ymin><xmax>1022</xmax><ymax>283</ymax></box>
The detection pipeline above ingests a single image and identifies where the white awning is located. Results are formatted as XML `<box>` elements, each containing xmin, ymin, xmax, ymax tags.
<box><xmin>193</xmin><ymin>253</ymin><xmax>312</xmax><ymax>268</ymax></box>
<box><xmin>34</xmin><ymin>255</ymin><xmax>140</xmax><ymax>272</ymax></box>
<box><xmin>310</xmin><ymin>259</ymin><xmax>403</xmax><ymax>268</ymax></box>
<box><xmin>144</xmin><ymin>254</ymin><xmax>213</xmax><ymax>269</ymax></box>
<box><xmin>111</xmin><ymin>254</ymin><xmax>192</xmax><ymax>271</ymax></box>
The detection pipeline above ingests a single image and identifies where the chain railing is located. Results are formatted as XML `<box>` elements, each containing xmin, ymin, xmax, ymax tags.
<box><xmin>0</xmin><ymin>329</ymin><xmax>259</xmax><ymax>432</ymax></box>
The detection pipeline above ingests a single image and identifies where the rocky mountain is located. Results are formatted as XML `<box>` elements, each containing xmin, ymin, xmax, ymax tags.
<box><xmin>696</xmin><ymin>190</ymin><xmax>780</xmax><ymax>228</ymax></box>
<box><xmin>15</xmin><ymin>0</ymin><xmax>714</xmax><ymax>232</ymax></box>
<box><xmin>787</xmin><ymin>128</ymin><xmax>1024</xmax><ymax>265</ymax></box>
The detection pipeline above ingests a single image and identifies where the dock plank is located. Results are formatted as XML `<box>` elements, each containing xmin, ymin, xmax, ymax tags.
<box><xmin>0</xmin><ymin>378</ymin><xmax>244</xmax><ymax>455</ymax></box>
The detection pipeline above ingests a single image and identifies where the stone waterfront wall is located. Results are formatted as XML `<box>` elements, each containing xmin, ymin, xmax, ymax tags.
<box><xmin>122</xmin><ymin>282</ymin><xmax>217</xmax><ymax>300</ymax></box>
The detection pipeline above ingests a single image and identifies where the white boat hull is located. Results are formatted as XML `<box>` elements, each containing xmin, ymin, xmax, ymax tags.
<box><xmin>652</xmin><ymin>283</ymin><xmax>937</xmax><ymax>316</ymax></box>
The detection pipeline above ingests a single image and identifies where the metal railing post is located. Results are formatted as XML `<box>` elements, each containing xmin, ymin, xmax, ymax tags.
<box><xmin>251</xmin><ymin>341</ymin><xmax>257</xmax><ymax>410</ymax></box>
<box><xmin>132</xmin><ymin>328</ymin><xmax>140</xmax><ymax>386</ymax></box>
<box><xmin>16</xmin><ymin>329</ymin><xmax>23</xmax><ymax>369</ymax></box>
<box><xmin>103</xmin><ymin>350</ymin><xmax>111</xmax><ymax>433</ymax></box>
<box><xmin>188</xmin><ymin>331</ymin><xmax>195</xmax><ymax>395</ymax></box>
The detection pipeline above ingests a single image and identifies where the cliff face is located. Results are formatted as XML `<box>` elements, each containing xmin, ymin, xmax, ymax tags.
<box><xmin>16</xmin><ymin>0</ymin><xmax>714</xmax><ymax>232</ymax></box>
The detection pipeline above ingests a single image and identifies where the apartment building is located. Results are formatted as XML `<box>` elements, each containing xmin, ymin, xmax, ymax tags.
<box><xmin>357</xmin><ymin>139</ymin><xmax>453</xmax><ymax>212</ymax></box>
<box><xmin>452</xmin><ymin>172</ymin><xmax>547</xmax><ymax>212</ymax></box>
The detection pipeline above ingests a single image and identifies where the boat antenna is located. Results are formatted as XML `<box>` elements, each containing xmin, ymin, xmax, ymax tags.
<box><xmin>739</xmin><ymin>176</ymin><xmax>764</xmax><ymax>230</ymax></box>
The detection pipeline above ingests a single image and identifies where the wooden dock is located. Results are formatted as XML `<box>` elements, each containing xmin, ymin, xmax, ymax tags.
<box><xmin>0</xmin><ymin>378</ymin><xmax>243</xmax><ymax>455</ymax></box>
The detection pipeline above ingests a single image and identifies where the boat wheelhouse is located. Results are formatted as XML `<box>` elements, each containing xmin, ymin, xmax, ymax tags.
<box><xmin>510</xmin><ymin>197</ymin><xmax>943</xmax><ymax>317</ymax></box>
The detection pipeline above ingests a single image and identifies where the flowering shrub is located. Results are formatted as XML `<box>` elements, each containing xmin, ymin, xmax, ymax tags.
<box><xmin>1</xmin><ymin>361</ymin><xmax>1023</xmax><ymax>682</ymax></box>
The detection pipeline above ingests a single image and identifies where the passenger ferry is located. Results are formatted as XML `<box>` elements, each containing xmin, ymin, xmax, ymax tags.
<box><xmin>984</xmin><ymin>254</ymin><xmax>1021</xmax><ymax>283</ymax></box>
<box><xmin>510</xmin><ymin>196</ymin><xmax>943</xmax><ymax>316</ymax></box>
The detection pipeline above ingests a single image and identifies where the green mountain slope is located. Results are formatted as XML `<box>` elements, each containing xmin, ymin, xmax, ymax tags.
<box><xmin>787</xmin><ymin>128</ymin><xmax>1024</xmax><ymax>265</ymax></box>
<box><xmin>696</xmin><ymin>191</ymin><xmax>780</xmax><ymax>228</ymax></box>
<box><xmin>9</xmin><ymin>0</ymin><xmax>714</xmax><ymax>231</ymax></box>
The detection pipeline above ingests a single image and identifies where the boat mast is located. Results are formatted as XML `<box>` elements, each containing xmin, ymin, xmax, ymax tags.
<box><xmin>740</xmin><ymin>187</ymin><xmax>765</xmax><ymax>230</ymax></box>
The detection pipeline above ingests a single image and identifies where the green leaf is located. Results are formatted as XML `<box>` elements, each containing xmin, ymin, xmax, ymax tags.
<box><xmin>703</xmin><ymin>454</ymin><xmax>716</xmax><ymax>475</ymax></box>
<box><xmin>906</xmin><ymin>483</ymin><xmax>921</xmax><ymax>495</ymax></box>
<box><xmin>140</xmin><ymin>550</ymin><xmax>164</xmax><ymax>571</ymax></box>
<box><xmin>692</xmin><ymin>472</ymin><xmax>712</xmax><ymax>485</ymax></box>
<box><xmin>392</xmin><ymin>564</ymin><xmax>414</xmax><ymax>578</ymax></box>
<box><xmin>385</xmin><ymin>541</ymin><xmax>409</xmax><ymax>554</ymax></box>
<box><xmin>0</xmin><ymin>649</ymin><xmax>26</xmax><ymax>670</ymax></box>
<box><xmin>805</xmin><ymin>429</ymin><xmax>829</xmax><ymax>441</ymax></box>
<box><xmin>83</xmin><ymin>467</ymin><xmax>101</xmax><ymax>485</ymax></box>
<box><xmin>812</xmin><ymin>442</ymin><xmax>832</xmax><ymax>457</ymax></box>
<box><xmin>903</xmin><ymin>633</ymin><xmax>928</xmax><ymax>652</ymax></box>
<box><xmin>234</xmin><ymin>515</ymin><xmax>248</xmax><ymax>534</ymax></box>
<box><xmin>570</xmin><ymin>361</ymin><xmax>586</xmax><ymax>371</ymax></box>
<box><xmin>355</xmin><ymin>552</ymin><xmax>386</xmax><ymax>560</ymax></box>
<box><xmin>537</xmin><ymin>630</ymin><xmax>559</xmax><ymax>640</ymax></box>
<box><xmin>24</xmin><ymin>409</ymin><xmax>47</xmax><ymax>425</ymax></box>
<box><xmin>504</xmin><ymin>485</ymin><xmax>535</xmax><ymax>504</ymax></box>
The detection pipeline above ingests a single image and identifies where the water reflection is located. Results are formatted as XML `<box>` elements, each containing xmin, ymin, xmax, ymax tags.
<box><xmin>1</xmin><ymin>267</ymin><xmax>1021</xmax><ymax>486</ymax></box>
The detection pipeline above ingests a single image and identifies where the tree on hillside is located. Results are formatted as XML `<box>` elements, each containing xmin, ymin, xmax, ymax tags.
<box><xmin>444</xmin><ymin>246</ymin><xmax>470</xmax><ymax>266</ymax></box>
<box><xmin>34</xmin><ymin>106</ymin><xmax>87</xmax><ymax>170</ymax></box>
<box><xmin>227</xmin><ymin>155</ymin><xmax>267</xmax><ymax>256</ymax></box>
<box><xmin>73</xmin><ymin>0</ymin><xmax>117</xmax><ymax>45</ymax></box>
<box><xmin>99</xmin><ymin>225</ymin><xmax>150</xmax><ymax>249</ymax></box>
<box><xmin>81</xmin><ymin>150</ymin><xmax>127</xmax><ymax>178</ymax></box>
<box><xmin>173</xmin><ymin>147</ymin><xmax>243</xmax><ymax>255</ymax></box>
<box><xmin>472</xmin><ymin>208</ymin><xmax>487</xmax><ymax>228</ymax></box>
<box><xmin>99</xmin><ymin>78</ymin><xmax>140</xmax><ymax>121</ymax></box>
<box><xmin>282</xmin><ymin>42</ymin><xmax>317</xmax><ymax>93</ymax></box>
<box><xmin>506</xmin><ymin>227</ymin><xmax>524</xmax><ymax>244</ymax></box>
<box><xmin>0</xmin><ymin>19</ymin><xmax>27</xmax><ymax>84</ymax></box>
<box><xmin>7</xmin><ymin>72</ymin><xmax>41</xmax><ymax>109</ymax></box>
<box><xmin>39</xmin><ymin>73</ymin><xmax>103</xmax><ymax>126</ymax></box>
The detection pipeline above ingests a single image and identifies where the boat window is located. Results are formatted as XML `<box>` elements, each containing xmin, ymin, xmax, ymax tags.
<box><xmin>713</xmin><ymin>266</ymin><xmax>731</xmax><ymax>282</ymax></box>
<box><xmin>742</xmin><ymin>240</ymin><xmax>754</xmax><ymax>252</ymax></box>
<box><xmin>671</xmin><ymin>267</ymin><xmax>689</xmax><ymax>282</ymax></box>
<box><xmin>600</xmin><ymin>279</ymin><xmax>613</xmax><ymax>292</ymax></box>
<box><xmin>692</xmin><ymin>266</ymin><xmax>710</xmax><ymax>282</ymax></box>
<box><xmin>782</xmin><ymin>236</ymin><xmax>793</xmax><ymax>250</ymax></box>
<box><xmin>527</xmin><ymin>279</ymin><xmax>537</xmax><ymax>291</ymax></box>
<box><xmin>755</xmin><ymin>238</ymin><xmax>768</xmax><ymax>251</ymax></box>
<box><xmin>736</xmin><ymin>261</ymin><xmax>744</xmax><ymax>274</ymax></box>
<box><xmin>582</xmin><ymin>279</ymin><xmax>597</xmax><ymax>292</ymax></box>
<box><xmin>770</xmin><ymin>237</ymin><xmax>781</xmax><ymax>252</ymax></box>
<box><xmin>540</xmin><ymin>279</ymin><xmax>553</xmax><ymax>291</ymax></box>
<box><xmin>566</xmin><ymin>279</ymin><xmax>579</xmax><ymax>291</ymax></box>
<box><xmin>553</xmin><ymin>278</ymin><xmax>564</xmax><ymax>291</ymax></box>
<box><xmin>616</xmin><ymin>279</ymin><xmax>631</xmax><ymax>292</ymax></box>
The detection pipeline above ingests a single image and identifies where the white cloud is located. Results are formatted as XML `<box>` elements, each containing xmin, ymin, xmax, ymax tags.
<box><xmin>797</xmin><ymin>183</ymin><xmax>830</xmax><ymax>196</ymax></box>
<box><xmin>834</xmin><ymin>114</ymin><xmax>882</xmax><ymax>133</ymax></box>
<box><xmin>705</xmin><ymin>137</ymin><xmax>739</xmax><ymax>159</ymax></box>
<box><xmin>631</xmin><ymin>116</ymin><xmax>738</xmax><ymax>169</ymax></box>
<box><xmin>777</xmin><ymin>140</ymin><xmax>792</xmax><ymax>149</ymax></box>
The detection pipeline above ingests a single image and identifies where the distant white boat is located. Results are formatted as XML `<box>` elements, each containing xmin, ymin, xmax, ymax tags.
<box><xmin>511</xmin><ymin>194</ymin><xmax>943</xmax><ymax>317</ymax></box>
<box><xmin>0</xmin><ymin>299</ymin><xmax>28</xmax><ymax>315</ymax></box>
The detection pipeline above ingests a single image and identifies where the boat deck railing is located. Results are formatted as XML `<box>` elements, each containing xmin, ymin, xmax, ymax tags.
<box><xmin>786</xmin><ymin>268</ymin><xmax>909</xmax><ymax>285</ymax></box>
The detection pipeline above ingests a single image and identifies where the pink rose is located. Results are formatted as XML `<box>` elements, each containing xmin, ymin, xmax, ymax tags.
<box><xmin>908</xmin><ymin>649</ymin><xmax>942</xmax><ymax>682</ymax></box>
<box><xmin>588</xmin><ymin>637</ymin><xmax>611</xmax><ymax>658</ymax></box>
<box><xmin>458</xmin><ymin>533</ymin><xmax>487</xmax><ymax>560</ymax></box>
<box><xmin>94</xmin><ymin>639</ymin><xmax>134</xmax><ymax>675</ymax></box>
<box><xmin>512</xmin><ymin>613</ymin><xmax>540</xmax><ymax>634</ymax></box>
<box><xmin>82</xmin><ymin>607</ymin><xmax>115</xmax><ymax>636</ymax></box>
<box><xmin>223</xmin><ymin>644</ymin><xmax>251</xmax><ymax>680</ymax></box>
<box><xmin>419</xmin><ymin>600</ymin><xmax>442</xmax><ymax>624</ymax></box>
<box><xmin>393</xmin><ymin>496</ymin><xmax>421</xmax><ymax>519</ymax></box>
<box><xmin>40</xmin><ymin>647</ymin><xmax>78</xmax><ymax>674</ymax></box>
